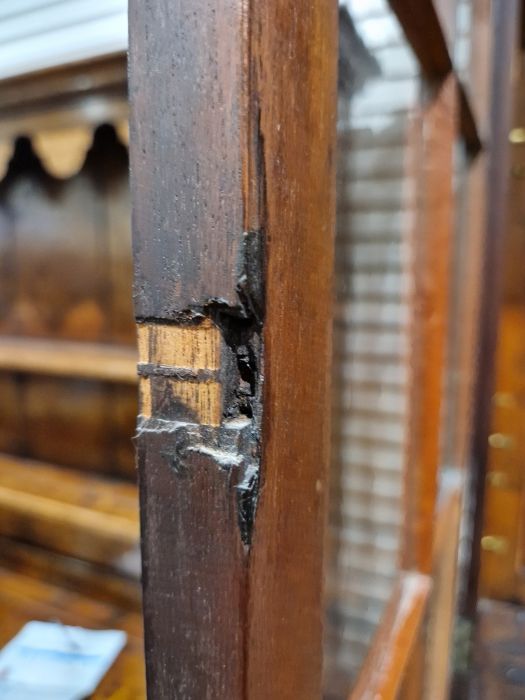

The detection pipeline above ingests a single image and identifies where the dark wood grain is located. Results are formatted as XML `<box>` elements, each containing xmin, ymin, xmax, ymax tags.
<box><xmin>387</xmin><ymin>0</ymin><xmax>481</xmax><ymax>154</ymax></box>
<box><xmin>137</xmin><ymin>431</ymin><xmax>246</xmax><ymax>697</ymax></box>
<box><xmin>464</xmin><ymin>0</ymin><xmax>520</xmax><ymax>620</ymax></box>
<box><xmin>246</xmin><ymin>3</ymin><xmax>337</xmax><ymax>698</ymax></box>
<box><xmin>129</xmin><ymin>0</ymin><xmax>245</xmax><ymax>317</ymax></box>
<box><xmin>388</xmin><ymin>0</ymin><xmax>452</xmax><ymax>78</ymax></box>
<box><xmin>0</xmin><ymin>452</ymin><xmax>139</xmax><ymax>565</ymax></box>
<box><xmin>129</xmin><ymin>1</ymin><xmax>337</xmax><ymax>697</ymax></box>
<box><xmin>0</xmin><ymin>122</ymin><xmax>137</xmax><ymax>480</ymax></box>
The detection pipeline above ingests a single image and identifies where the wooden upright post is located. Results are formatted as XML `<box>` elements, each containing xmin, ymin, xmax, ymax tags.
<box><xmin>463</xmin><ymin>0</ymin><xmax>520</xmax><ymax>620</ymax></box>
<box><xmin>129</xmin><ymin>2</ymin><xmax>338</xmax><ymax>697</ymax></box>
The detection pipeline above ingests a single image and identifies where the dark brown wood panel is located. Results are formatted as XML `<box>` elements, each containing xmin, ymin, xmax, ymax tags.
<box><xmin>464</xmin><ymin>0</ymin><xmax>521</xmax><ymax>620</ymax></box>
<box><xmin>137</xmin><ymin>431</ymin><xmax>246</xmax><ymax>697</ymax></box>
<box><xmin>19</xmin><ymin>375</ymin><xmax>135</xmax><ymax>479</ymax></box>
<box><xmin>388</xmin><ymin>0</ymin><xmax>452</xmax><ymax>79</ymax></box>
<box><xmin>129</xmin><ymin>1</ymin><xmax>337</xmax><ymax>698</ymax></box>
<box><xmin>129</xmin><ymin>0</ymin><xmax>246</xmax><ymax>317</ymax></box>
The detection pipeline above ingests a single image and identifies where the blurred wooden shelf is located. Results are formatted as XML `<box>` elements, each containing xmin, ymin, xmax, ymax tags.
<box><xmin>0</xmin><ymin>565</ymin><xmax>145</xmax><ymax>699</ymax></box>
<box><xmin>0</xmin><ymin>336</ymin><xmax>138</xmax><ymax>383</ymax></box>
<box><xmin>0</xmin><ymin>453</ymin><xmax>140</xmax><ymax>569</ymax></box>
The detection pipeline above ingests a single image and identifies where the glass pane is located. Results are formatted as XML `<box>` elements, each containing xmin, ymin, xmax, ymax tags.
<box><xmin>324</xmin><ymin>2</ymin><xmax>420</xmax><ymax>696</ymax></box>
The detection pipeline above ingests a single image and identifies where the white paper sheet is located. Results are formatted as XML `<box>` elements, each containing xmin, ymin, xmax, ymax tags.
<box><xmin>0</xmin><ymin>621</ymin><xmax>127</xmax><ymax>699</ymax></box>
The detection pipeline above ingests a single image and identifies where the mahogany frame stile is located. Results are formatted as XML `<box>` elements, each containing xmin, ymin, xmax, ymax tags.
<box><xmin>129</xmin><ymin>2</ymin><xmax>337</xmax><ymax>699</ymax></box>
<box><xmin>463</xmin><ymin>0</ymin><xmax>521</xmax><ymax>621</ymax></box>
<box><xmin>349</xmin><ymin>1</ymin><xmax>493</xmax><ymax>699</ymax></box>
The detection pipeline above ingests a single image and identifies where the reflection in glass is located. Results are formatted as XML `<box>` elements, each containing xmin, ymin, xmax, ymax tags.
<box><xmin>324</xmin><ymin>2</ymin><xmax>419</xmax><ymax>695</ymax></box>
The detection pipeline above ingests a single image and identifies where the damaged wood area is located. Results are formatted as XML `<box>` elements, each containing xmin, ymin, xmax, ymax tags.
<box><xmin>136</xmin><ymin>314</ymin><xmax>263</xmax><ymax>548</ymax></box>
<box><xmin>135</xmin><ymin>309</ymin><xmax>265</xmax><ymax>696</ymax></box>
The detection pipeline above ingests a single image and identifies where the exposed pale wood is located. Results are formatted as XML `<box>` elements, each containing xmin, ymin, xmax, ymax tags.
<box><xmin>350</xmin><ymin>571</ymin><xmax>431</xmax><ymax>700</ymax></box>
<box><xmin>137</xmin><ymin>320</ymin><xmax>221</xmax><ymax>370</ymax></box>
<box><xmin>0</xmin><ymin>453</ymin><xmax>139</xmax><ymax>566</ymax></box>
<box><xmin>0</xmin><ymin>336</ymin><xmax>137</xmax><ymax>382</ymax></box>
<box><xmin>139</xmin><ymin>376</ymin><xmax>222</xmax><ymax>426</ymax></box>
<box><xmin>138</xmin><ymin>321</ymin><xmax>223</xmax><ymax>425</ymax></box>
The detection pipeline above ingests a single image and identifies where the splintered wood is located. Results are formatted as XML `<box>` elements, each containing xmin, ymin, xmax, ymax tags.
<box><xmin>137</xmin><ymin>320</ymin><xmax>222</xmax><ymax>426</ymax></box>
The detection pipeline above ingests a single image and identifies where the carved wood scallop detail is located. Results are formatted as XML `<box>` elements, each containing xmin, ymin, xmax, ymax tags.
<box><xmin>0</xmin><ymin>119</ymin><xmax>129</xmax><ymax>180</ymax></box>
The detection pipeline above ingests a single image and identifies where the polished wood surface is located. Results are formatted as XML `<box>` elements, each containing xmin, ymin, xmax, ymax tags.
<box><xmin>246</xmin><ymin>3</ymin><xmax>337</xmax><ymax>697</ymax></box>
<box><xmin>0</xmin><ymin>55</ymin><xmax>126</xmax><ymax>116</ymax></box>
<box><xmin>350</xmin><ymin>572</ymin><xmax>431</xmax><ymax>700</ymax></box>
<box><xmin>480</xmin><ymin>306</ymin><xmax>525</xmax><ymax>601</ymax></box>
<box><xmin>403</xmin><ymin>75</ymin><xmax>457</xmax><ymax>575</ymax></box>
<box><xmin>388</xmin><ymin>0</ymin><xmax>451</xmax><ymax>77</ymax></box>
<box><xmin>0</xmin><ymin>121</ymin><xmax>137</xmax><ymax>479</ymax></box>
<box><xmin>477</xmin><ymin>37</ymin><xmax>525</xmax><ymax>605</ymax></box>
